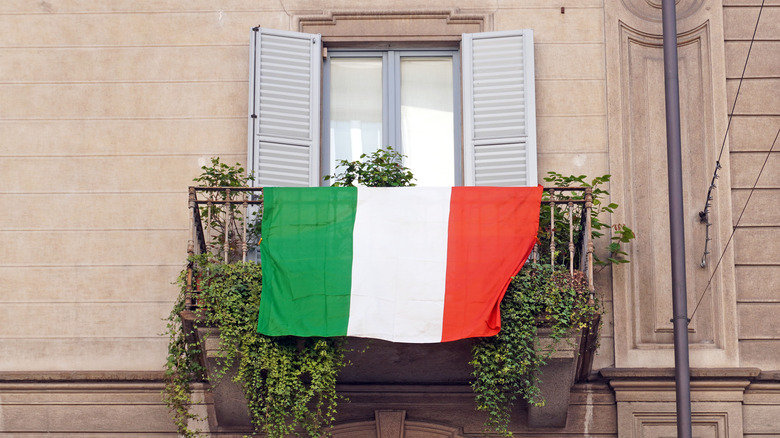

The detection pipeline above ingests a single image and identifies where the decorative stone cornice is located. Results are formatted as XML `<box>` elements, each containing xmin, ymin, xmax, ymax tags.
<box><xmin>601</xmin><ymin>367</ymin><xmax>762</xmax><ymax>380</ymax></box>
<box><xmin>600</xmin><ymin>367</ymin><xmax>771</xmax><ymax>403</ymax></box>
<box><xmin>295</xmin><ymin>9</ymin><xmax>492</xmax><ymax>44</ymax></box>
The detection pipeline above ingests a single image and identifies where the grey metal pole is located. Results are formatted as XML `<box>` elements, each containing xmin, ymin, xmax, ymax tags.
<box><xmin>661</xmin><ymin>1</ymin><xmax>693</xmax><ymax>437</ymax></box>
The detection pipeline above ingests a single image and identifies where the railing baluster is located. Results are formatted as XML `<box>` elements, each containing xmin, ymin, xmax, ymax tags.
<box><xmin>188</xmin><ymin>187</ymin><xmax>196</xmax><ymax>256</ymax></box>
<box><xmin>568</xmin><ymin>201</ymin><xmax>574</xmax><ymax>276</ymax></box>
<box><xmin>549</xmin><ymin>189</ymin><xmax>556</xmax><ymax>269</ymax></box>
<box><xmin>186</xmin><ymin>187</ymin><xmax>196</xmax><ymax>310</ymax></box>
<box><xmin>242</xmin><ymin>193</ymin><xmax>248</xmax><ymax>263</ymax></box>
<box><xmin>585</xmin><ymin>187</ymin><xmax>595</xmax><ymax>304</ymax></box>
<box><xmin>206</xmin><ymin>199</ymin><xmax>213</xmax><ymax>254</ymax></box>
<box><xmin>224</xmin><ymin>189</ymin><xmax>231</xmax><ymax>263</ymax></box>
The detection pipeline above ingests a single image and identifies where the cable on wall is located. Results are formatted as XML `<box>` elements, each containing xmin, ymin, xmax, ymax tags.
<box><xmin>690</xmin><ymin>128</ymin><xmax>779</xmax><ymax>320</ymax></box>
<box><xmin>698</xmin><ymin>0</ymin><xmax>766</xmax><ymax>268</ymax></box>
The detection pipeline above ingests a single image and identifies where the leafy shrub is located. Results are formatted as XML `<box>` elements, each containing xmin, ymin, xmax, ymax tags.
<box><xmin>324</xmin><ymin>147</ymin><xmax>415</xmax><ymax>187</ymax></box>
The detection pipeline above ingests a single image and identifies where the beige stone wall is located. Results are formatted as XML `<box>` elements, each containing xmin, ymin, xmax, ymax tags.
<box><xmin>0</xmin><ymin>0</ymin><xmax>614</xmax><ymax>434</ymax></box>
<box><xmin>0</xmin><ymin>0</ymin><xmax>278</xmax><ymax>373</ymax></box>
<box><xmin>0</xmin><ymin>0</ymin><xmax>611</xmax><ymax>374</ymax></box>
<box><xmin>2</xmin><ymin>0</ymin><xmax>776</xmax><ymax>436</ymax></box>
<box><xmin>722</xmin><ymin>0</ymin><xmax>780</xmax><ymax>371</ymax></box>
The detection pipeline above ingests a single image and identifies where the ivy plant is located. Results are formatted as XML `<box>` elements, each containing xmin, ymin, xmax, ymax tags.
<box><xmin>193</xmin><ymin>156</ymin><xmax>253</xmax><ymax>188</ymax></box>
<box><xmin>470</xmin><ymin>264</ymin><xmax>599</xmax><ymax>437</ymax></box>
<box><xmin>163</xmin><ymin>266</ymin><xmax>206</xmax><ymax>437</ymax></box>
<box><xmin>164</xmin><ymin>255</ymin><xmax>345</xmax><ymax>437</ymax></box>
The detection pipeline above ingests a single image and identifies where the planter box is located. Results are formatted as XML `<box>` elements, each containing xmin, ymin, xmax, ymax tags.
<box><xmin>528</xmin><ymin>327</ymin><xmax>581</xmax><ymax>428</ymax></box>
<box><xmin>191</xmin><ymin>325</ymin><xmax>589</xmax><ymax>431</ymax></box>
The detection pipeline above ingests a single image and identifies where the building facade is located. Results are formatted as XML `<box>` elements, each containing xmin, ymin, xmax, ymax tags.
<box><xmin>1</xmin><ymin>0</ymin><xmax>778</xmax><ymax>436</ymax></box>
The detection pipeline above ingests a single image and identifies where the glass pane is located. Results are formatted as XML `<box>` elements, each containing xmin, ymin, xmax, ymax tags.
<box><xmin>401</xmin><ymin>57</ymin><xmax>454</xmax><ymax>186</ymax></box>
<box><xmin>329</xmin><ymin>58</ymin><xmax>383</xmax><ymax>175</ymax></box>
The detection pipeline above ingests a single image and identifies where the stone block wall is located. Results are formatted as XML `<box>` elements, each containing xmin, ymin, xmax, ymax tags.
<box><xmin>1</xmin><ymin>0</ymin><xmax>778</xmax><ymax>435</ymax></box>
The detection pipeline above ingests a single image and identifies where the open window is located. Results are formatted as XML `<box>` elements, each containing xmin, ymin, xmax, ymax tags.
<box><xmin>248</xmin><ymin>28</ymin><xmax>537</xmax><ymax>187</ymax></box>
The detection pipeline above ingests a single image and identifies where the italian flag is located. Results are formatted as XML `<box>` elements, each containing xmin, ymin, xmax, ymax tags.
<box><xmin>258</xmin><ymin>186</ymin><xmax>542</xmax><ymax>343</ymax></box>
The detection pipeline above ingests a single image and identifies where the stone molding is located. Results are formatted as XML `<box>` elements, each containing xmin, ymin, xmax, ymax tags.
<box><xmin>600</xmin><ymin>367</ymin><xmax>762</xmax><ymax>379</ymax></box>
<box><xmin>0</xmin><ymin>371</ymin><xmax>170</xmax><ymax>392</ymax></box>
<box><xmin>620</xmin><ymin>0</ymin><xmax>705</xmax><ymax>22</ymax></box>
<box><xmin>624</xmin><ymin>407</ymin><xmax>738</xmax><ymax>438</ymax></box>
<box><xmin>0</xmin><ymin>376</ymin><xmax>196</xmax><ymax>435</ymax></box>
<box><xmin>294</xmin><ymin>9</ymin><xmax>492</xmax><ymax>44</ymax></box>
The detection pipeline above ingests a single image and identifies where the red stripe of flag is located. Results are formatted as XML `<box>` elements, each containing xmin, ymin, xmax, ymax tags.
<box><xmin>441</xmin><ymin>186</ymin><xmax>543</xmax><ymax>342</ymax></box>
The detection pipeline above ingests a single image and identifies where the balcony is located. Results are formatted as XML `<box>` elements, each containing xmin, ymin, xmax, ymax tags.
<box><xmin>180</xmin><ymin>185</ymin><xmax>601</xmax><ymax>434</ymax></box>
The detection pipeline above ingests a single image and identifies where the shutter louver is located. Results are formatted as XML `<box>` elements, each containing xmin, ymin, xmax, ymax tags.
<box><xmin>462</xmin><ymin>30</ymin><xmax>537</xmax><ymax>187</ymax></box>
<box><xmin>248</xmin><ymin>28</ymin><xmax>321</xmax><ymax>187</ymax></box>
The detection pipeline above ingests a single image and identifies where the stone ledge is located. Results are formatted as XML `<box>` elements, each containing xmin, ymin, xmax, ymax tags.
<box><xmin>757</xmin><ymin>370</ymin><xmax>780</xmax><ymax>381</ymax></box>
<box><xmin>0</xmin><ymin>371</ymin><xmax>166</xmax><ymax>382</ymax></box>
<box><xmin>600</xmin><ymin>367</ymin><xmax>762</xmax><ymax>380</ymax></box>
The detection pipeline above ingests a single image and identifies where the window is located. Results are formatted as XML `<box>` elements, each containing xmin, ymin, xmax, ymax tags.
<box><xmin>248</xmin><ymin>28</ymin><xmax>536</xmax><ymax>188</ymax></box>
<box><xmin>324</xmin><ymin>50</ymin><xmax>460</xmax><ymax>186</ymax></box>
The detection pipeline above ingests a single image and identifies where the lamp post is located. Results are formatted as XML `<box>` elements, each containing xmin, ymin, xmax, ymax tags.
<box><xmin>661</xmin><ymin>1</ymin><xmax>693</xmax><ymax>437</ymax></box>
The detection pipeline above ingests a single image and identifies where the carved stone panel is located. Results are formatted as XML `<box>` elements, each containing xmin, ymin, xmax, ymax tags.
<box><xmin>620</xmin><ymin>24</ymin><xmax>718</xmax><ymax>346</ymax></box>
<box><xmin>607</xmin><ymin>369</ymin><xmax>750</xmax><ymax>438</ymax></box>
<box><xmin>605</xmin><ymin>0</ymin><xmax>738</xmax><ymax>368</ymax></box>
<box><xmin>376</xmin><ymin>410</ymin><xmax>405</xmax><ymax>438</ymax></box>
<box><xmin>628</xmin><ymin>411</ymin><xmax>732</xmax><ymax>438</ymax></box>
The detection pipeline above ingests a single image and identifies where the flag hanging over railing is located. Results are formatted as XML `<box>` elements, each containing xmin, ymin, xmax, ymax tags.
<box><xmin>257</xmin><ymin>186</ymin><xmax>542</xmax><ymax>343</ymax></box>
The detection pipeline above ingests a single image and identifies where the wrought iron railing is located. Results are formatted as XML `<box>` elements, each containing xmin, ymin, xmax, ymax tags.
<box><xmin>187</xmin><ymin>186</ymin><xmax>264</xmax><ymax>264</ymax></box>
<box><xmin>187</xmin><ymin>186</ymin><xmax>595</xmax><ymax>298</ymax></box>
<box><xmin>536</xmin><ymin>187</ymin><xmax>595</xmax><ymax>303</ymax></box>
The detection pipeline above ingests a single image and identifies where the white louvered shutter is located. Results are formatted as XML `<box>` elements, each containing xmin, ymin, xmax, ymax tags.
<box><xmin>248</xmin><ymin>28</ymin><xmax>321</xmax><ymax>187</ymax></box>
<box><xmin>462</xmin><ymin>30</ymin><xmax>537</xmax><ymax>187</ymax></box>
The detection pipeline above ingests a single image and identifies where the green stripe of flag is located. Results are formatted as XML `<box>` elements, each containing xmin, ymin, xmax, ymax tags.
<box><xmin>258</xmin><ymin>187</ymin><xmax>357</xmax><ymax>337</ymax></box>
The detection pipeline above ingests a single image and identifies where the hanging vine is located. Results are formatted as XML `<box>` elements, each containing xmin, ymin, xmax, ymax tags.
<box><xmin>470</xmin><ymin>264</ymin><xmax>599</xmax><ymax>437</ymax></box>
<box><xmin>164</xmin><ymin>255</ymin><xmax>345</xmax><ymax>437</ymax></box>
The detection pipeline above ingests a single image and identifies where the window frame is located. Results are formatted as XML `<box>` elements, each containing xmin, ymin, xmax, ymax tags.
<box><xmin>322</xmin><ymin>48</ymin><xmax>462</xmax><ymax>186</ymax></box>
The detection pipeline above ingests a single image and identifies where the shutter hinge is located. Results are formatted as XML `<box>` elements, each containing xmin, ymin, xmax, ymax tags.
<box><xmin>252</xmin><ymin>26</ymin><xmax>260</xmax><ymax>32</ymax></box>
<box><xmin>251</xmin><ymin>114</ymin><xmax>257</xmax><ymax>119</ymax></box>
